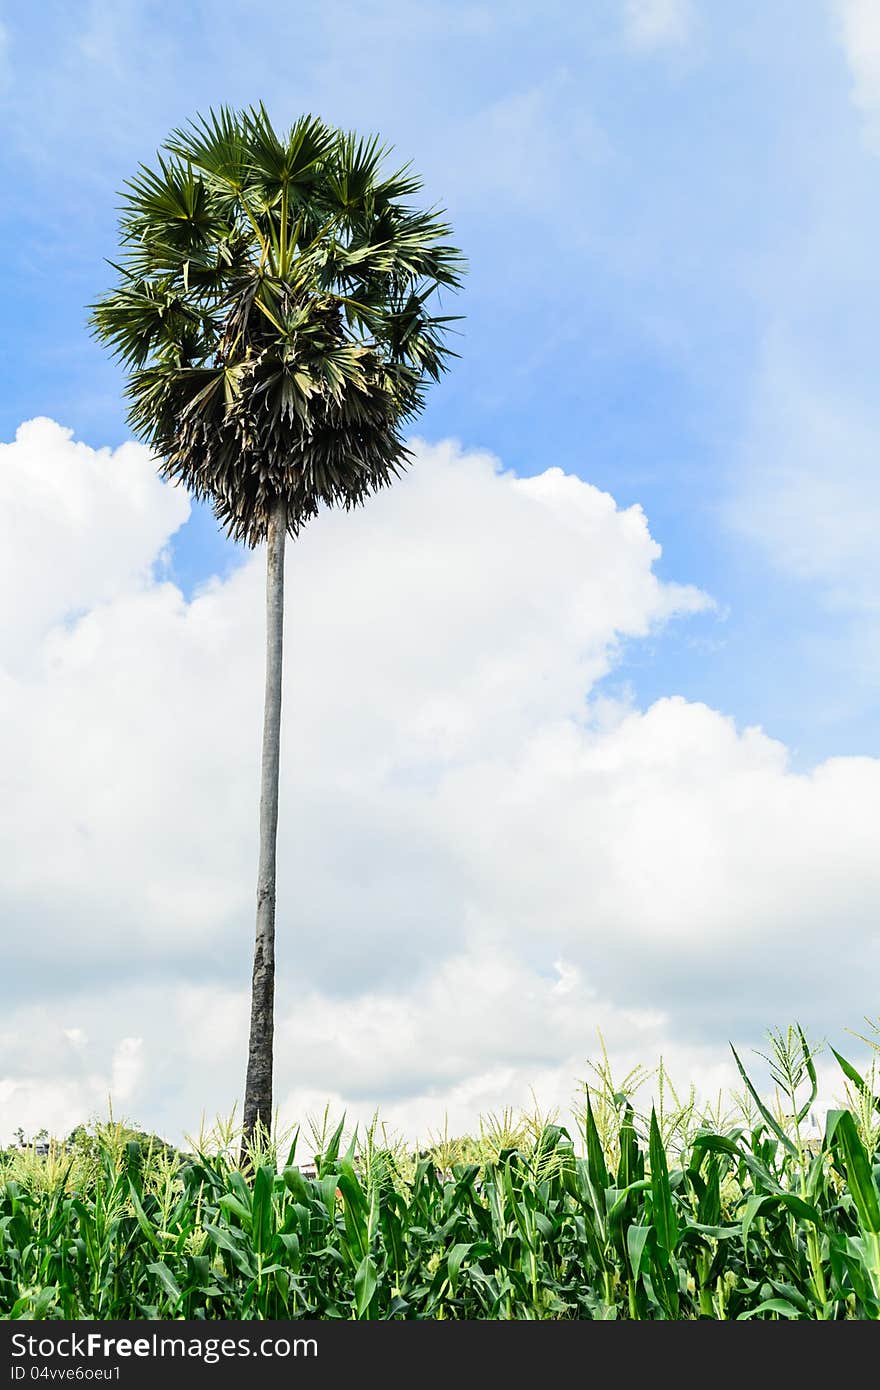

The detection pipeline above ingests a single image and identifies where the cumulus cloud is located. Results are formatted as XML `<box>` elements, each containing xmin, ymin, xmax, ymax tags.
<box><xmin>622</xmin><ymin>0</ymin><xmax>694</xmax><ymax>50</ymax></box>
<box><xmin>1</xmin><ymin>419</ymin><xmax>877</xmax><ymax>1144</ymax></box>
<box><xmin>0</xmin><ymin>418</ymin><xmax>189</xmax><ymax>661</ymax></box>
<box><xmin>0</xmin><ymin>426</ymin><xmax>704</xmax><ymax>983</ymax></box>
<box><xmin>0</xmin><ymin>1027</ymin><xmax>145</xmax><ymax>1144</ymax></box>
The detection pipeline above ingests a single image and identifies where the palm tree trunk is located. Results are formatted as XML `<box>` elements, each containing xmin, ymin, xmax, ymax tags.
<box><xmin>242</xmin><ymin>496</ymin><xmax>287</xmax><ymax>1147</ymax></box>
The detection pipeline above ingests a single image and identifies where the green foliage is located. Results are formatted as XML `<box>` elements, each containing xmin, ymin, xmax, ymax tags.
<box><xmin>3</xmin><ymin>1034</ymin><xmax>880</xmax><ymax>1319</ymax></box>
<box><xmin>91</xmin><ymin>104</ymin><xmax>464</xmax><ymax>546</ymax></box>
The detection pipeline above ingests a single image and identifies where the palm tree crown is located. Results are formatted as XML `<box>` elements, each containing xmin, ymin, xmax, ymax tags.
<box><xmin>91</xmin><ymin>106</ymin><xmax>463</xmax><ymax>545</ymax></box>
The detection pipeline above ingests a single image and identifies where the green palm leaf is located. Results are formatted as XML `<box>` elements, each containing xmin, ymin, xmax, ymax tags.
<box><xmin>91</xmin><ymin>105</ymin><xmax>464</xmax><ymax>547</ymax></box>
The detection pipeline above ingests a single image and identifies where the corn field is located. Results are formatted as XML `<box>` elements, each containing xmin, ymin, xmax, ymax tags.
<box><xmin>3</xmin><ymin>1027</ymin><xmax>880</xmax><ymax>1319</ymax></box>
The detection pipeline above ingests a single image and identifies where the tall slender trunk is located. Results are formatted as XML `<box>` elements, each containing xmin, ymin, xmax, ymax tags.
<box><xmin>242</xmin><ymin>496</ymin><xmax>287</xmax><ymax>1147</ymax></box>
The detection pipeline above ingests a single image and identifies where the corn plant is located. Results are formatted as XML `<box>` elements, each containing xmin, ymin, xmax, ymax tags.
<box><xmin>3</xmin><ymin>1030</ymin><xmax>879</xmax><ymax>1319</ymax></box>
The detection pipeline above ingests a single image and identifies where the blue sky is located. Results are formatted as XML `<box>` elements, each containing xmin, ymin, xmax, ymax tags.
<box><xmin>2</xmin><ymin>0</ymin><xmax>878</xmax><ymax>765</ymax></box>
<box><xmin>3</xmin><ymin>1</ymin><xmax>880</xmax><ymax>1140</ymax></box>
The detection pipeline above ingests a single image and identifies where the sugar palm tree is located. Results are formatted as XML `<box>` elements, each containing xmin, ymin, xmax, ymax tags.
<box><xmin>91</xmin><ymin>106</ymin><xmax>463</xmax><ymax>1142</ymax></box>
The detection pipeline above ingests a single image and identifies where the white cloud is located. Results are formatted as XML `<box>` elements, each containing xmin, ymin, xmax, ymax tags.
<box><xmin>0</xmin><ymin>969</ymin><xmax>734</xmax><ymax>1148</ymax></box>
<box><xmin>835</xmin><ymin>0</ymin><xmax>880</xmax><ymax>142</ymax></box>
<box><xmin>110</xmin><ymin>1037</ymin><xmax>144</xmax><ymax>1103</ymax></box>
<box><xmin>0</xmin><ymin>1031</ymin><xmax>144</xmax><ymax>1143</ymax></box>
<box><xmin>1</xmin><ymin>419</ymin><xmax>878</xmax><ymax>1145</ymax></box>
<box><xmin>0</xmin><ymin>418</ymin><xmax>189</xmax><ymax>664</ymax></box>
<box><xmin>0</xmin><ymin>428</ymin><xmax>706</xmax><ymax>975</ymax></box>
<box><xmin>623</xmin><ymin>0</ymin><xmax>694</xmax><ymax>50</ymax></box>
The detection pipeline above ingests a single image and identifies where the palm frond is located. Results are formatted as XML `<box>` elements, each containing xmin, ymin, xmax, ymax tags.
<box><xmin>91</xmin><ymin>106</ymin><xmax>464</xmax><ymax>546</ymax></box>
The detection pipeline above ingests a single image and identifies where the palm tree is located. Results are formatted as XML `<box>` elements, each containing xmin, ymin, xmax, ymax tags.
<box><xmin>91</xmin><ymin>106</ymin><xmax>463</xmax><ymax>1143</ymax></box>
